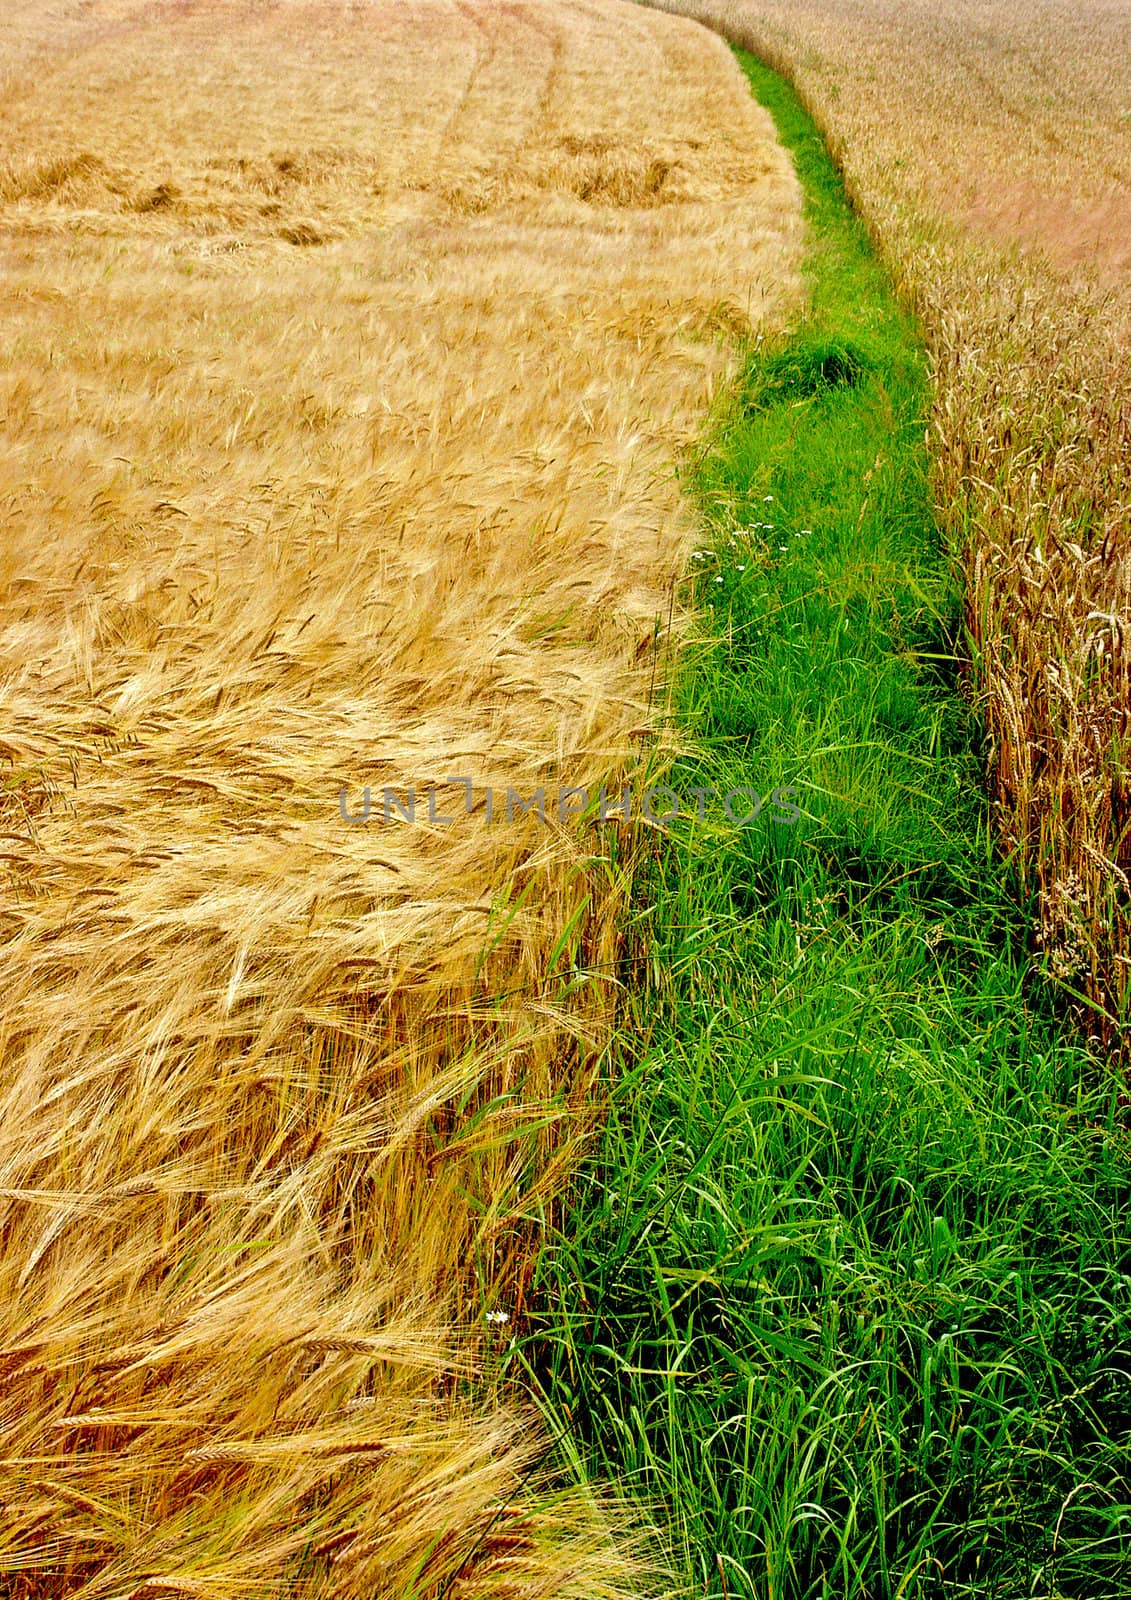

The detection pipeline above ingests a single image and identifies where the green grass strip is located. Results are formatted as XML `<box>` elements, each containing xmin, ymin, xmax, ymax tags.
<box><xmin>516</xmin><ymin>48</ymin><xmax>1131</xmax><ymax>1600</ymax></box>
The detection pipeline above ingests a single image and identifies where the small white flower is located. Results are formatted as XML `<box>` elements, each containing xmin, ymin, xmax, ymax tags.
<box><xmin>763</xmin><ymin>495</ymin><xmax>774</xmax><ymax>502</ymax></box>
<box><xmin>778</xmin><ymin>545</ymin><xmax>787</xmax><ymax>552</ymax></box>
<box><xmin>715</xmin><ymin>575</ymin><xmax>724</xmax><ymax>584</ymax></box>
<box><xmin>485</xmin><ymin>1310</ymin><xmax>509</xmax><ymax>1324</ymax></box>
<box><xmin>801</xmin><ymin>529</ymin><xmax>813</xmax><ymax>536</ymax></box>
<box><xmin>737</xmin><ymin>565</ymin><xmax>746</xmax><ymax>572</ymax></box>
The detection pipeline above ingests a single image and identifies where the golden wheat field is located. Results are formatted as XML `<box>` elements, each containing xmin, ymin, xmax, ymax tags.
<box><xmin>0</xmin><ymin>1</ymin><xmax>802</xmax><ymax>1593</ymax></box>
<box><xmin>644</xmin><ymin>0</ymin><xmax>1131</xmax><ymax>1045</ymax></box>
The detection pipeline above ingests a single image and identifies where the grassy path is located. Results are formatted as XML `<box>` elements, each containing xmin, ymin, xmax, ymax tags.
<box><xmin>521</xmin><ymin>49</ymin><xmax>1131</xmax><ymax>1600</ymax></box>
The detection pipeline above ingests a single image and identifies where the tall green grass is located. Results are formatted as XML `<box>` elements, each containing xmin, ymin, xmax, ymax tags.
<box><xmin>517</xmin><ymin>50</ymin><xmax>1131</xmax><ymax>1600</ymax></box>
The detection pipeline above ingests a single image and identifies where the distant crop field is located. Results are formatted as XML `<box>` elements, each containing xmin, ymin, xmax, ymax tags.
<box><xmin>647</xmin><ymin>0</ymin><xmax>1131</xmax><ymax>296</ymax></box>
<box><xmin>645</xmin><ymin>0</ymin><xmax>1131</xmax><ymax>1046</ymax></box>
<box><xmin>0</xmin><ymin>2</ymin><xmax>801</xmax><ymax>1593</ymax></box>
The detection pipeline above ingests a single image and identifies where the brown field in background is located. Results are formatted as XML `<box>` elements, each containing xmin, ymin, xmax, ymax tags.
<box><xmin>644</xmin><ymin>0</ymin><xmax>1131</xmax><ymax>1048</ymax></box>
<box><xmin>0</xmin><ymin>1</ymin><xmax>801</xmax><ymax>1593</ymax></box>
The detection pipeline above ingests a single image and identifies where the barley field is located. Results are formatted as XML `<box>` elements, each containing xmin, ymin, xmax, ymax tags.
<box><xmin>643</xmin><ymin>0</ymin><xmax>1131</xmax><ymax>1046</ymax></box>
<box><xmin>0</xmin><ymin>2</ymin><xmax>802</xmax><ymax>1593</ymax></box>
